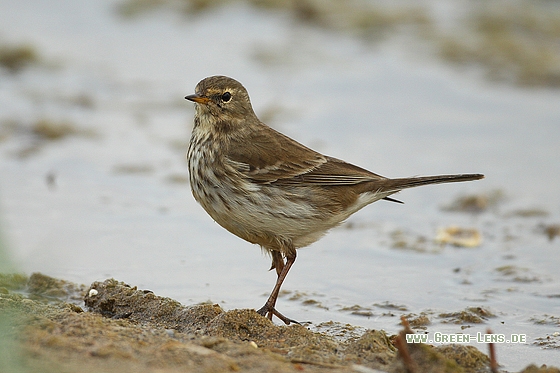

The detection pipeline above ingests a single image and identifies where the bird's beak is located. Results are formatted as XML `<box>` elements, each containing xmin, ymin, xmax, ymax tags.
<box><xmin>185</xmin><ymin>94</ymin><xmax>210</xmax><ymax>104</ymax></box>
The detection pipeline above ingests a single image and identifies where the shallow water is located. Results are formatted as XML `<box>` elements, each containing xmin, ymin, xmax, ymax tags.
<box><xmin>1</xmin><ymin>0</ymin><xmax>559</xmax><ymax>370</ymax></box>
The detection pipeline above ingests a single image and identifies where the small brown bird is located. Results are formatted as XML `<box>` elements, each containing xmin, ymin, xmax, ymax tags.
<box><xmin>185</xmin><ymin>75</ymin><xmax>483</xmax><ymax>325</ymax></box>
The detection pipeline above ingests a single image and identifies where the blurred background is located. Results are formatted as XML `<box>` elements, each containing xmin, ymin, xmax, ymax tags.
<box><xmin>1</xmin><ymin>0</ymin><xmax>559</xmax><ymax>370</ymax></box>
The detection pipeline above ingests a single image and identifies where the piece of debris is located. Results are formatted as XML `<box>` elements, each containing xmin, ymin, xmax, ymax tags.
<box><xmin>436</xmin><ymin>226</ymin><xmax>482</xmax><ymax>248</ymax></box>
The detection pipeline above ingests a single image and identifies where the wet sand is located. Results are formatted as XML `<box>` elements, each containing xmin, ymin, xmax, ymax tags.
<box><xmin>1</xmin><ymin>273</ymin><xmax>557</xmax><ymax>373</ymax></box>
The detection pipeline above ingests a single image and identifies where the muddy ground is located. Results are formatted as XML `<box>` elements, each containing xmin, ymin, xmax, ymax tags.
<box><xmin>0</xmin><ymin>273</ymin><xmax>557</xmax><ymax>373</ymax></box>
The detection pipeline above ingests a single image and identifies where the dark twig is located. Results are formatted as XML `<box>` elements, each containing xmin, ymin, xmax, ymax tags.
<box><xmin>395</xmin><ymin>316</ymin><xmax>418</xmax><ymax>373</ymax></box>
<box><xmin>487</xmin><ymin>328</ymin><xmax>499</xmax><ymax>373</ymax></box>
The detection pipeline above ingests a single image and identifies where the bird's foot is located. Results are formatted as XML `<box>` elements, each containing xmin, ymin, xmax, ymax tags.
<box><xmin>256</xmin><ymin>304</ymin><xmax>299</xmax><ymax>325</ymax></box>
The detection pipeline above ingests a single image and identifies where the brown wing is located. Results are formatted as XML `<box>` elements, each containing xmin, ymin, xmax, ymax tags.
<box><xmin>226</xmin><ymin>123</ymin><xmax>387</xmax><ymax>186</ymax></box>
<box><xmin>285</xmin><ymin>156</ymin><xmax>387</xmax><ymax>185</ymax></box>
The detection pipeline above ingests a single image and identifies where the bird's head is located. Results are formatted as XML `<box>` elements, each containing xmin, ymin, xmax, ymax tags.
<box><xmin>185</xmin><ymin>76</ymin><xmax>256</xmax><ymax>122</ymax></box>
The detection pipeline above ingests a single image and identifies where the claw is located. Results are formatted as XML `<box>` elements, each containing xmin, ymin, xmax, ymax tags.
<box><xmin>256</xmin><ymin>304</ymin><xmax>299</xmax><ymax>325</ymax></box>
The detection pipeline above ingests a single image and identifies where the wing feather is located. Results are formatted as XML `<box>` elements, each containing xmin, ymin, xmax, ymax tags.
<box><xmin>226</xmin><ymin>124</ymin><xmax>387</xmax><ymax>186</ymax></box>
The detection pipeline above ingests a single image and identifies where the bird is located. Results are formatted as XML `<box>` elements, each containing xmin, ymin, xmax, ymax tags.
<box><xmin>185</xmin><ymin>75</ymin><xmax>483</xmax><ymax>325</ymax></box>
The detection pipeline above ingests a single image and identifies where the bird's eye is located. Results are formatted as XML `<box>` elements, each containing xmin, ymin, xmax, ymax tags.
<box><xmin>221</xmin><ymin>92</ymin><xmax>232</xmax><ymax>103</ymax></box>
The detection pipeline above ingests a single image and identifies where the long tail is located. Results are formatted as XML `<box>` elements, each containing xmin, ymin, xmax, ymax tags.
<box><xmin>380</xmin><ymin>174</ymin><xmax>484</xmax><ymax>203</ymax></box>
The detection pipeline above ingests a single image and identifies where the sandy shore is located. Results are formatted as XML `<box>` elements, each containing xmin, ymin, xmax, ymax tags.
<box><xmin>0</xmin><ymin>272</ymin><xmax>557</xmax><ymax>373</ymax></box>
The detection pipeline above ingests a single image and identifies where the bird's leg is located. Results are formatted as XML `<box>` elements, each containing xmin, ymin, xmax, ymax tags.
<box><xmin>257</xmin><ymin>252</ymin><xmax>298</xmax><ymax>325</ymax></box>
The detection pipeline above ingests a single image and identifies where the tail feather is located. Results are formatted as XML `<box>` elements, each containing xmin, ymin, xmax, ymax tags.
<box><xmin>382</xmin><ymin>196</ymin><xmax>404</xmax><ymax>204</ymax></box>
<box><xmin>379</xmin><ymin>174</ymin><xmax>484</xmax><ymax>194</ymax></box>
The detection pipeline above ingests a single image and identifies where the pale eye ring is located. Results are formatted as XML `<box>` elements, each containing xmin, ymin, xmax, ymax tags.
<box><xmin>221</xmin><ymin>92</ymin><xmax>232</xmax><ymax>102</ymax></box>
